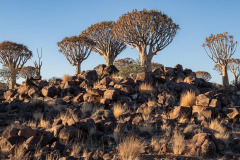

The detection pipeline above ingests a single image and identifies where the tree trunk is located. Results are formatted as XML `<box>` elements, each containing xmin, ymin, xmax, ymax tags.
<box><xmin>233</xmin><ymin>74</ymin><xmax>238</xmax><ymax>90</ymax></box>
<box><xmin>221</xmin><ymin>65</ymin><xmax>229</xmax><ymax>90</ymax></box>
<box><xmin>9</xmin><ymin>71</ymin><xmax>16</xmax><ymax>90</ymax></box>
<box><xmin>140</xmin><ymin>52</ymin><xmax>152</xmax><ymax>72</ymax></box>
<box><xmin>105</xmin><ymin>56</ymin><xmax>114</xmax><ymax>66</ymax></box>
<box><xmin>75</xmin><ymin>62</ymin><xmax>81</xmax><ymax>74</ymax></box>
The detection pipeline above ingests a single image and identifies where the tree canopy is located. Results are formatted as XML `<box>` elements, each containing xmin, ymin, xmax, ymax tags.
<box><xmin>112</xmin><ymin>9</ymin><xmax>179</xmax><ymax>71</ymax></box>
<box><xmin>83</xmin><ymin>21</ymin><xmax>126</xmax><ymax>66</ymax></box>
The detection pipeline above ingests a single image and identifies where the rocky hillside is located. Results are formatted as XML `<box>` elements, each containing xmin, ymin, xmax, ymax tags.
<box><xmin>0</xmin><ymin>64</ymin><xmax>240</xmax><ymax>160</ymax></box>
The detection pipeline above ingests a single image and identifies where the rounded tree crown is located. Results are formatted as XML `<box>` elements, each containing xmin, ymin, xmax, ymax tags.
<box><xmin>112</xmin><ymin>9</ymin><xmax>179</xmax><ymax>48</ymax></box>
<box><xmin>0</xmin><ymin>41</ymin><xmax>32</xmax><ymax>68</ymax></box>
<box><xmin>57</xmin><ymin>35</ymin><xmax>95</xmax><ymax>48</ymax></box>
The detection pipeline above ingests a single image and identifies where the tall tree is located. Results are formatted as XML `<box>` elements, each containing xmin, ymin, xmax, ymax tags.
<box><xmin>83</xmin><ymin>21</ymin><xmax>126</xmax><ymax>66</ymax></box>
<box><xmin>0</xmin><ymin>41</ymin><xmax>32</xmax><ymax>89</ymax></box>
<box><xmin>19</xmin><ymin>66</ymin><xmax>36</xmax><ymax>79</ymax></box>
<box><xmin>195</xmin><ymin>71</ymin><xmax>212</xmax><ymax>81</ymax></box>
<box><xmin>112</xmin><ymin>9</ymin><xmax>179</xmax><ymax>71</ymax></box>
<box><xmin>0</xmin><ymin>65</ymin><xmax>20</xmax><ymax>86</ymax></box>
<box><xmin>203</xmin><ymin>32</ymin><xmax>237</xmax><ymax>89</ymax></box>
<box><xmin>57</xmin><ymin>35</ymin><xmax>95</xmax><ymax>74</ymax></box>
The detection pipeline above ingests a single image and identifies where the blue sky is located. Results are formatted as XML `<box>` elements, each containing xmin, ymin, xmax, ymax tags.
<box><xmin>0</xmin><ymin>0</ymin><xmax>240</xmax><ymax>84</ymax></box>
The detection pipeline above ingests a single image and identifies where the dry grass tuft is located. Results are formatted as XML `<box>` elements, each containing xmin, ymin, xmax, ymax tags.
<box><xmin>151</xmin><ymin>138</ymin><xmax>167</xmax><ymax>153</ymax></box>
<box><xmin>113</xmin><ymin>103</ymin><xmax>126</xmax><ymax>118</ymax></box>
<box><xmin>208</xmin><ymin>119</ymin><xmax>226</xmax><ymax>133</ymax></box>
<box><xmin>172</xmin><ymin>131</ymin><xmax>185</xmax><ymax>155</ymax></box>
<box><xmin>180</xmin><ymin>90</ymin><xmax>196</xmax><ymax>107</ymax></box>
<box><xmin>62</xmin><ymin>74</ymin><xmax>72</xmax><ymax>83</ymax></box>
<box><xmin>117</xmin><ymin>136</ymin><xmax>144</xmax><ymax>160</ymax></box>
<box><xmin>215</xmin><ymin>132</ymin><xmax>230</xmax><ymax>145</ymax></box>
<box><xmin>38</xmin><ymin>118</ymin><xmax>51</xmax><ymax>128</ymax></box>
<box><xmin>139</xmin><ymin>83</ymin><xmax>153</xmax><ymax>95</ymax></box>
<box><xmin>70</xmin><ymin>142</ymin><xmax>82</xmax><ymax>158</ymax></box>
<box><xmin>10</xmin><ymin>144</ymin><xmax>26</xmax><ymax>160</ymax></box>
<box><xmin>142</xmin><ymin>106</ymin><xmax>153</xmax><ymax>121</ymax></box>
<box><xmin>147</xmin><ymin>99</ymin><xmax>157</xmax><ymax>107</ymax></box>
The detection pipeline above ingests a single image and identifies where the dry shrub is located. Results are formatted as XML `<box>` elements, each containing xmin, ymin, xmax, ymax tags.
<box><xmin>38</xmin><ymin>118</ymin><xmax>51</xmax><ymax>128</ymax></box>
<box><xmin>215</xmin><ymin>132</ymin><xmax>230</xmax><ymax>145</ymax></box>
<box><xmin>113</xmin><ymin>103</ymin><xmax>126</xmax><ymax>118</ymax></box>
<box><xmin>147</xmin><ymin>99</ymin><xmax>157</xmax><ymax>107</ymax></box>
<box><xmin>151</xmin><ymin>138</ymin><xmax>167</xmax><ymax>153</ymax></box>
<box><xmin>139</xmin><ymin>83</ymin><xmax>153</xmax><ymax>95</ymax></box>
<box><xmin>142</xmin><ymin>106</ymin><xmax>153</xmax><ymax>121</ymax></box>
<box><xmin>70</xmin><ymin>142</ymin><xmax>82</xmax><ymax>158</ymax></box>
<box><xmin>117</xmin><ymin>136</ymin><xmax>144</xmax><ymax>160</ymax></box>
<box><xmin>180</xmin><ymin>90</ymin><xmax>196</xmax><ymax>107</ymax></box>
<box><xmin>208</xmin><ymin>119</ymin><xmax>226</xmax><ymax>133</ymax></box>
<box><xmin>62</xmin><ymin>74</ymin><xmax>72</xmax><ymax>83</ymax></box>
<box><xmin>10</xmin><ymin>144</ymin><xmax>26</xmax><ymax>160</ymax></box>
<box><xmin>172</xmin><ymin>131</ymin><xmax>185</xmax><ymax>155</ymax></box>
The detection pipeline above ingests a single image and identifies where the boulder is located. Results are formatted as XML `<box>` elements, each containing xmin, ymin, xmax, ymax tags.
<box><xmin>83</xmin><ymin>70</ymin><xmax>98</xmax><ymax>82</ymax></box>
<box><xmin>196</xmin><ymin>94</ymin><xmax>211</xmax><ymax>106</ymax></box>
<box><xmin>42</xmin><ymin>86</ymin><xmax>58</xmax><ymax>98</ymax></box>
<box><xmin>170</xmin><ymin>106</ymin><xmax>192</xmax><ymax>119</ymax></box>
<box><xmin>209</xmin><ymin>99</ymin><xmax>221</xmax><ymax>108</ymax></box>
<box><xmin>189</xmin><ymin>133</ymin><xmax>216</xmax><ymax>158</ymax></box>
<box><xmin>103</xmin><ymin>89</ymin><xmax>119</xmax><ymax>101</ymax></box>
<box><xmin>103</xmin><ymin>65</ymin><xmax>119</xmax><ymax>75</ymax></box>
<box><xmin>135</xmin><ymin>72</ymin><xmax>156</xmax><ymax>84</ymax></box>
<box><xmin>18</xmin><ymin>126</ymin><xmax>36</xmax><ymax>139</ymax></box>
<box><xmin>58</xmin><ymin>126</ymin><xmax>79</xmax><ymax>140</ymax></box>
<box><xmin>226</xmin><ymin>107</ymin><xmax>239</xmax><ymax>120</ymax></box>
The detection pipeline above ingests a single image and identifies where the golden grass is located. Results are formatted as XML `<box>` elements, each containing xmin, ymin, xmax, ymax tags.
<box><xmin>62</xmin><ymin>74</ymin><xmax>72</xmax><ymax>83</ymax></box>
<box><xmin>113</xmin><ymin>103</ymin><xmax>126</xmax><ymax>118</ymax></box>
<box><xmin>214</xmin><ymin>132</ymin><xmax>230</xmax><ymax>145</ymax></box>
<box><xmin>147</xmin><ymin>99</ymin><xmax>157</xmax><ymax>107</ymax></box>
<box><xmin>172</xmin><ymin>131</ymin><xmax>185</xmax><ymax>155</ymax></box>
<box><xmin>139</xmin><ymin>83</ymin><xmax>153</xmax><ymax>95</ymax></box>
<box><xmin>180</xmin><ymin>90</ymin><xmax>196</xmax><ymax>107</ymax></box>
<box><xmin>208</xmin><ymin>119</ymin><xmax>226</xmax><ymax>133</ymax></box>
<box><xmin>38</xmin><ymin>118</ymin><xmax>51</xmax><ymax>128</ymax></box>
<box><xmin>151</xmin><ymin>138</ymin><xmax>167</xmax><ymax>153</ymax></box>
<box><xmin>142</xmin><ymin>106</ymin><xmax>153</xmax><ymax>121</ymax></box>
<box><xmin>70</xmin><ymin>142</ymin><xmax>82</xmax><ymax>158</ymax></box>
<box><xmin>117</xmin><ymin>136</ymin><xmax>144</xmax><ymax>160</ymax></box>
<box><xmin>10</xmin><ymin>144</ymin><xmax>26</xmax><ymax>160</ymax></box>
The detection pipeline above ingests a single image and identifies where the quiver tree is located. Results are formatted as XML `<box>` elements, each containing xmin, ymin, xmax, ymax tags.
<box><xmin>203</xmin><ymin>32</ymin><xmax>237</xmax><ymax>89</ymax></box>
<box><xmin>34</xmin><ymin>48</ymin><xmax>42</xmax><ymax>78</ymax></box>
<box><xmin>228</xmin><ymin>58</ymin><xmax>240</xmax><ymax>88</ymax></box>
<box><xmin>0</xmin><ymin>65</ymin><xmax>20</xmax><ymax>86</ymax></box>
<box><xmin>112</xmin><ymin>9</ymin><xmax>179</xmax><ymax>71</ymax></box>
<box><xmin>19</xmin><ymin>66</ymin><xmax>36</xmax><ymax>79</ymax></box>
<box><xmin>0</xmin><ymin>41</ymin><xmax>32</xmax><ymax>89</ymax></box>
<box><xmin>57</xmin><ymin>35</ymin><xmax>95</xmax><ymax>74</ymax></box>
<box><xmin>195</xmin><ymin>71</ymin><xmax>212</xmax><ymax>81</ymax></box>
<box><xmin>83</xmin><ymin>21</ymin><xmax>126</xmax><ymax>66</ymax></box>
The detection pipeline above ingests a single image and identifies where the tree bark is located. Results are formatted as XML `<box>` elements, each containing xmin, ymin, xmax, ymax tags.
<box><xmin>140</xmin><ymin>52</ymin><xmax>153</xmax><ymax>72</ymax></box>
<box><xmin>9</xmin><ymin>71</ymin><xmax>16</xmax><ymax>90</ymax></box>
<box><xmin>75</xmin><ymin>62</ymin><xmax>81</xmax><ymax>74</ymax></box>
<box><xmin>221</xmin><ymin>65</ymin><xmax>229</xmax><ymax>90</ymax></box>
<box><xmin>105</xmin><ymin>56</ymin><xmax>114</xmax><ymax>66</ymax></box>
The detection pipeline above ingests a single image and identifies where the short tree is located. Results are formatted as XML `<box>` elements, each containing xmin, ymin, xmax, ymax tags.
<box><xmin>195</xmin><ymin>71</ymin><xmax>212</xmax><ymax>81</ymax></box>
<box><xmin>57</xmin><ymin>35</ymin><xmax>95</xmax><ymax>74</ymax></box>
<box><xmin>0</xmin><ymin>41</ymin><xmax>32</xmax><ymax>89</ymax></box>
<box><xmin>114</xmin><ymin>57</ymin><xmax>134</xmax><ymax>70</ymax></box>
<box><xmin>112</xmin><ymin>9</ymin><xmax>179</xmax><ymax>71</ymax></box>
<box><xmin>203</xmin><ymin>32</ymin><xmax>237</xmax><ymax>89</ymax></box>
<box><xmin>0</xmin><ymin>65</ymin><xmax>20</xmax><ymax>85</ymax></box>
<box><xmin>19</xmin><ymin>66</ymin><xmax>36</xmax><ymax>79</ymax></box>
<box><xmin>83</xmin><ymin>21</ymin><xmax>126</xmax><ymax>66</ymax></box>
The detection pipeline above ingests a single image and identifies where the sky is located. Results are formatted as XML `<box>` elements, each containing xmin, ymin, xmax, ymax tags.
<box><xmin>0</xmin><ymin>0</ymin><xmax>240</xmax><ymax>84</ymax></box>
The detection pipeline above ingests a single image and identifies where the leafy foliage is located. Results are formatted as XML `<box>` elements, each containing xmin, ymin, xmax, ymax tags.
<box><xmin>19</xmin><ymin>66</ymin><xmax>36</xmax><ymax>79</ymax></box>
